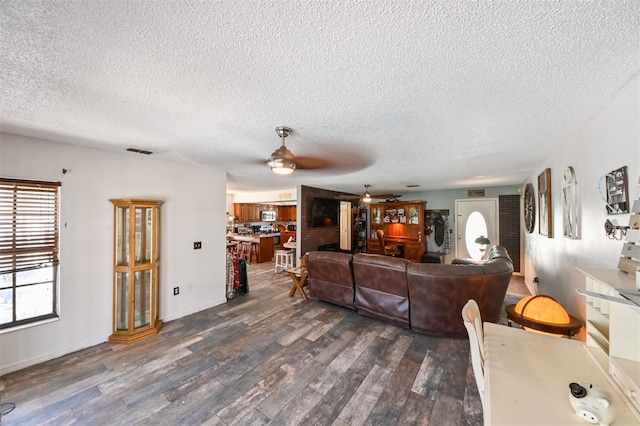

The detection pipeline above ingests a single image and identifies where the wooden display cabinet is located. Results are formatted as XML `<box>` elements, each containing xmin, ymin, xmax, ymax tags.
<box><xmin>109</xmin><ymin>199</ymin><xmax>163</xmax><ymax>344</ymax></box>
<box><xmin>368</xmin><ymin>201</ymin><xmax>426</xmax><ymax>262</ymax></box>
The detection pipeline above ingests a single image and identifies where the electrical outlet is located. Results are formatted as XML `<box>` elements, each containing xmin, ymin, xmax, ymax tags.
<box><xmin>173</xmin><ymin>286</ymin><xmax>179</xmax><ymax>295</ymax></box>
<box><xmin>194</xmin><ymin>241</ymin><xmax>202</xmax><ymax>249</ymax></box>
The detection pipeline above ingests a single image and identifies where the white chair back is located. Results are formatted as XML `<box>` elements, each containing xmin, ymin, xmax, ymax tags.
<box><xmin>462</xmin><ymin>299</ymin><xmax>485</xmax><ymax>407</ymax></box>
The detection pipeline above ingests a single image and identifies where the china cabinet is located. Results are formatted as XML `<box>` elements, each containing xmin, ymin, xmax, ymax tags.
<box><xmin>368</xmin><ymin>201</ymin><xmax>426</xmax><ymax>262</ymax></box>
<box><xmin>109</xmin><ymin>199</ymin><xmax>163</xmax><ymax>344</ymax></box>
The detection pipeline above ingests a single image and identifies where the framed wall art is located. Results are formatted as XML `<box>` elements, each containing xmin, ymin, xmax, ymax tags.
<box><xmin>562</xmin><ymin>166</ymin><xmax>578</xmax><ymax>239</ymax></box>
<box><xmin>523</xmin><ymin>183</ymin><xmax>535</xmax><ymax>233</ymax></box>
<box><xmin>603</xmin><ymin>165</ymin><xmax>629</xmax><ymax>214</ymax></box>
<box><xmin>538</xmin><ymin>168</ymin><xmax>552</xmax><ymax>238</ymax></box>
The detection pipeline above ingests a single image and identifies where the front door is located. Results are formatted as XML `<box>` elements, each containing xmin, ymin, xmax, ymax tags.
<box><xmin>455</xmin><ymin>198</ymin><xmax>499</xmax><ymax>260</ymax></box>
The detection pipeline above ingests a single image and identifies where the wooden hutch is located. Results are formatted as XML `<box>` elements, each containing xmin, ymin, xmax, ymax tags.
<box><xmin>368</xmin><ymin>201</ymin><xmax>426</xmax><ymax>262</ymax></box>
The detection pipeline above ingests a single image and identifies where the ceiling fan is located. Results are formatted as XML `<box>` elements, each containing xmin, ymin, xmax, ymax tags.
<box><xmin>266</xmin><ymin>126</ymin><xmax>330</xmax><ymax>174</ymax></box>
<box><xmin>336</xmin><ymin>184</ymin><xmax>403</xmax><ymax>203</ymax></box>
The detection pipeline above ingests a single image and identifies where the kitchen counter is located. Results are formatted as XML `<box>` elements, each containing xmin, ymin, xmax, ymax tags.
<box><xmin>227</xmin><ymin>233</ymin><xmax>280</xmax><ymax>239</ymax></box>
<box><xmin>227</xmin><ymin>234</ymin><xmax>275</xmax><ymax>263</ymax></box>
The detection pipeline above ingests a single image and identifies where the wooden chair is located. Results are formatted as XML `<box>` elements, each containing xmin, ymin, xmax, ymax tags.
<box><xmin>462</xmin><ymin>299</ymin><xmax>485</xmax><ymax>407</ymax></box>
<box><xmin>376</xmin><ymin>229</ymin><xmax>401</xmax><ymax>256</ymax></box>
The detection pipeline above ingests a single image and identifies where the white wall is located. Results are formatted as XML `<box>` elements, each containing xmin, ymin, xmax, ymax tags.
<box><xmin>0</xmin><ymin>134</ymin><xmax>228</xmax><ymax>375</ymax></box>
<box><xmin>524</xmin><ymin>74</ymin><xmax>639</xmax><ymax>337</ymax></box>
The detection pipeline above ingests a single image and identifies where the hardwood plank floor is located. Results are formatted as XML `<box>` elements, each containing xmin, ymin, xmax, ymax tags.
<box><xmin>0</xmin><ymin>259</ymin><xmax>498</xmax><ymax>426</ymax></box>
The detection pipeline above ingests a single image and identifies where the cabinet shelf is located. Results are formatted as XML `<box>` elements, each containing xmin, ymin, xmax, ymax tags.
<box><xmin>577</xmin><ymin>266</ymin><xmax>640</xmax><ymax>416</ymax></box>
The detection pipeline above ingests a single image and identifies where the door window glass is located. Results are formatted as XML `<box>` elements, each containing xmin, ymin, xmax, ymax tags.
<box><xmin>465</xmin><ymin>211</ymin><xmax>488</xmax><ymax>260</ymax></box>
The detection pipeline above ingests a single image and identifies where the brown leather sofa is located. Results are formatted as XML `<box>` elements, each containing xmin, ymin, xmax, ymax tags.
<box><xmin>352</xmin><ymin>254</ymin><xmax>410</xmax><ymax>329</ymax></box>
<box><xmin>305</xmin><ymin>245</ymin><xmax>513</xmax><ymax>337</ymax></box>
<box><xmin>407</xmin><ymin>245</ymin><xmax>514</xmax><ymax>337</ymax></box>
<box><xmin>306</xmin><ymin>251</ymin><xmax>356</xmax><ymax>310</ymax></box>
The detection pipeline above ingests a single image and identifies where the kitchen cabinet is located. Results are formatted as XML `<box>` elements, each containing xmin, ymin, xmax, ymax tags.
<box><xmin>234</xmin><ymin>203</ymin><xmax>296</xmax><ymax>222</ymax></box>
<box><xmin>109</xmin><ymin>199</ymin><xmax>163</xmax><ymax>344</ymax></box>
<box><xmin>368</xmin><ymin>201</ymin><xmax>426</xmax><ymax>262</ymax></box>
<box><xmin>234</xmin><ymin>203</ymin><xmax>263</xmax><ymax>222</ymax></box>
<box><xmin>277</xmin><ymin>205</ymin><xmax>297</xmax><ymax>221</ymax></box>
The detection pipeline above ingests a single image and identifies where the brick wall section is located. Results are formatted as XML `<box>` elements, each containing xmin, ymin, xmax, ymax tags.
<box><xmin>299</xmin><ymin>185</ymin><xmax>348</xmax><ymax>257</ymax></box>
<box><xmin>499</xmin><ymin>194</ymin><xmax>521</xmax><ymax>273</ymax></box>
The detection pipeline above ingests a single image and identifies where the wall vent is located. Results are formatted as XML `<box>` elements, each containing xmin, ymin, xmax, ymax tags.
<box><xmin>126</xmin><ymin>148</ymin><xmax>153</xmax><ymax>155</ymax></box>
<box><xmin>467</xmin><ymin>189</ymin><xmax>485</xmax><ymax>197</ymax></box>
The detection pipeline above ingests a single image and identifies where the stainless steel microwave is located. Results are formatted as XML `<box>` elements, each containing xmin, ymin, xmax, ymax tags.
<box><xmin>261</xmin><ymin>211</ymin><xmax>276</xmax><ymax>221</ymax></box>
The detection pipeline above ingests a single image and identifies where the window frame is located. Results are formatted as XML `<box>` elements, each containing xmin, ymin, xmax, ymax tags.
<box><xmin>0</xmin><ymin>177</ymin><xmax>61</xmax><ymax>330</ymax></box>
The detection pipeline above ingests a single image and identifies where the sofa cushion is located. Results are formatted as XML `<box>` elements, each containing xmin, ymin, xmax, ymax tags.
<box><xmin>352</xmin><ymin>253</ymin><xmax>410</xmax><ymax>328</ymax></box>
<box><xmin>306</xmin><ymin>251</ymin><xmax>355</xmax><ymax>309</ymax></box>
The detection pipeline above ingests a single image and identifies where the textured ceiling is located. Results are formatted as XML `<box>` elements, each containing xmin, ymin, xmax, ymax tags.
<box><xmin>1</xmin><ymin>1</ymin><xmax>638</xmax><ymax>196</ymax></box>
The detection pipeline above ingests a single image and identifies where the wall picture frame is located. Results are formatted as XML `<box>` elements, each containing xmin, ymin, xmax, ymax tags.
<box><xmin>562</xmin><ymin>166</ymin><xmax>578</xmax><ymax>239</ymax></box>
<box><xmin>604</xmin><ymin>165</ymin><xmax>629</xmax><ymax>214</ymax></box>
<box><xmin>538</xmin><ymin>168</ymin><xmax>552</xmax><ymax>238</ymax></box>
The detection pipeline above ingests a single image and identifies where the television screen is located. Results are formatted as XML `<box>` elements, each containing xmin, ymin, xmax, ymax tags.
<box><xmin>311</xmin><ymin>197</ymin><xmax>339</xmax><ymax>228</ymax></box>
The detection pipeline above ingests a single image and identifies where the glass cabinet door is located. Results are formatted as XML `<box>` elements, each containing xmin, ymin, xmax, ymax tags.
<box><xmin>134</xmin><ymin>269</ymin><xmax>151</xmax><ymax>329</ymax></box>
<box><xmin>134</xmin><ymin>207</ymin><xmax>153</xmax><ymax>265</ymax></box>
<box><xmin>115</xmin><ymin>271</ymin><xmax>129</xmax><ymax>331</ymax></box>
<box><xmin>115</xmin><ymin>206</ymin><xmax>129</xmax><ymax>266</ymax></box>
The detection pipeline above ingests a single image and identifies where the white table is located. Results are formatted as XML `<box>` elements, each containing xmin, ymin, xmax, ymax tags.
<box><xmin>484</xmin><ymin>322</ymin><xmax>639</xmax><ymax>425</ymax></box>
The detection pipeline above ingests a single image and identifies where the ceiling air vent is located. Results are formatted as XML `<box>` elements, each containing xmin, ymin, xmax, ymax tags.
<box><xmin>126</xmin><ymin>148</ymin><xmax>153</xmax><ymax>155</ymax></box>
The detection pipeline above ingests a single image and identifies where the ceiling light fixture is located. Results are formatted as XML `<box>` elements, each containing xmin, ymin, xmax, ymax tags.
<box><xmin>267</xmin><ymin>126</ymin><xmax>296</xmax><ymax>175</ymax></box>
<box><xmin>362</xmin><ymin>185</ymin><xmax>372</xmax><ymax>203</ymax></box>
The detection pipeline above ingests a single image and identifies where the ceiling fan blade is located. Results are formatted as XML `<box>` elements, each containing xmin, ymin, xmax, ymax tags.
<box><xmin>335</xmin><ymin>194</ymin><xmax>361</xmax><ymax>200</ymax></box>
<box><xmin>295</xmin><ymin>156</ymin><xmax>333</xmax><ymax>170</ymax></box>
<box><xmin>370</xmin><ymin>194</ymin><xmax>403</xmax><ymax>199</ymax></box>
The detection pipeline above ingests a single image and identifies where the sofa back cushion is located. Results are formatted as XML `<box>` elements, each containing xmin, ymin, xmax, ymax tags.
<box><xmin>473</xmin><ymin>256</ymin><xmax>514</xmax><ymax>323</ymax></box>
<box><xmin>352</xmin><ymin>253</ymin><xmax>410</xmax><ymax>328</ymax></box>
<box><xmin>306</xmin><ymin>251</ymin><xmax>355</xmax><ymax>309</ymax></box>
<box><xmin>407</xmin><ymin>252</ymin><xmax>513</xmax><ymax>337</ymax></box>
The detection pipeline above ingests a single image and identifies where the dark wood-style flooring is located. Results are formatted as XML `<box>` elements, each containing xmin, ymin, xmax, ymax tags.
<box><xmin>0</xmin><ymin>260</ymin><xmax>526</xmax><ymax>425</ymax></box>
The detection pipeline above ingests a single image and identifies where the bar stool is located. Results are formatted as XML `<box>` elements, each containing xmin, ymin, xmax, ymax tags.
<box><xmin>242</xmin><ymin>242</ymin><xmax>258</xmax><ymax>264</ymax></box>
<box><xmin>274</xmin><ymin>249</ymin><xmax>294</xmax><ymax>273</ymax></box>
<box><xmin>236</xmin><ymin>242</ymin><xmax>245</xmax><ymax>258</ymax></box>
<box><xmin>227</xmin><ymin>241</ymin><xmax>238</xmax><ymax>255</ymax></box>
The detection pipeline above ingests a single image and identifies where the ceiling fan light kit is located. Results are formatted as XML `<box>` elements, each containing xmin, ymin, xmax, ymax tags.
<box><xmin>267</xmin><ymin>126</ymin><xmax>296</xmax><ymax>175</ymax></box>
<box><xmin>362</xmin><ymin>185</ymin><xmax>372</xmax><ymax>203</ymax></box>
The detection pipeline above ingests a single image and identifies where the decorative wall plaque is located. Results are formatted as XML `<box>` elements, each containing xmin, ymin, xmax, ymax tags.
<box><xmin>562</xmin><ymin>167</ymin><xmax>578</xmax><ymax>239</ymax></box>
<box><xmin>604</xmin><ymin>166</ymin><xmax>629</xmax><ymax>214</ymax></box>
<box><xmin>538</xmin><ymin>168</ymin><xmax>552</xmax><ymax>238</ymax></box>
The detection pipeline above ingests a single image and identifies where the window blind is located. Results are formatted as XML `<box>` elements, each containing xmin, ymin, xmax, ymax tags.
<box><xmin>0</xmin><ymin>178</ymin><xmax>60</xmax><ymax>275</ymax></box>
